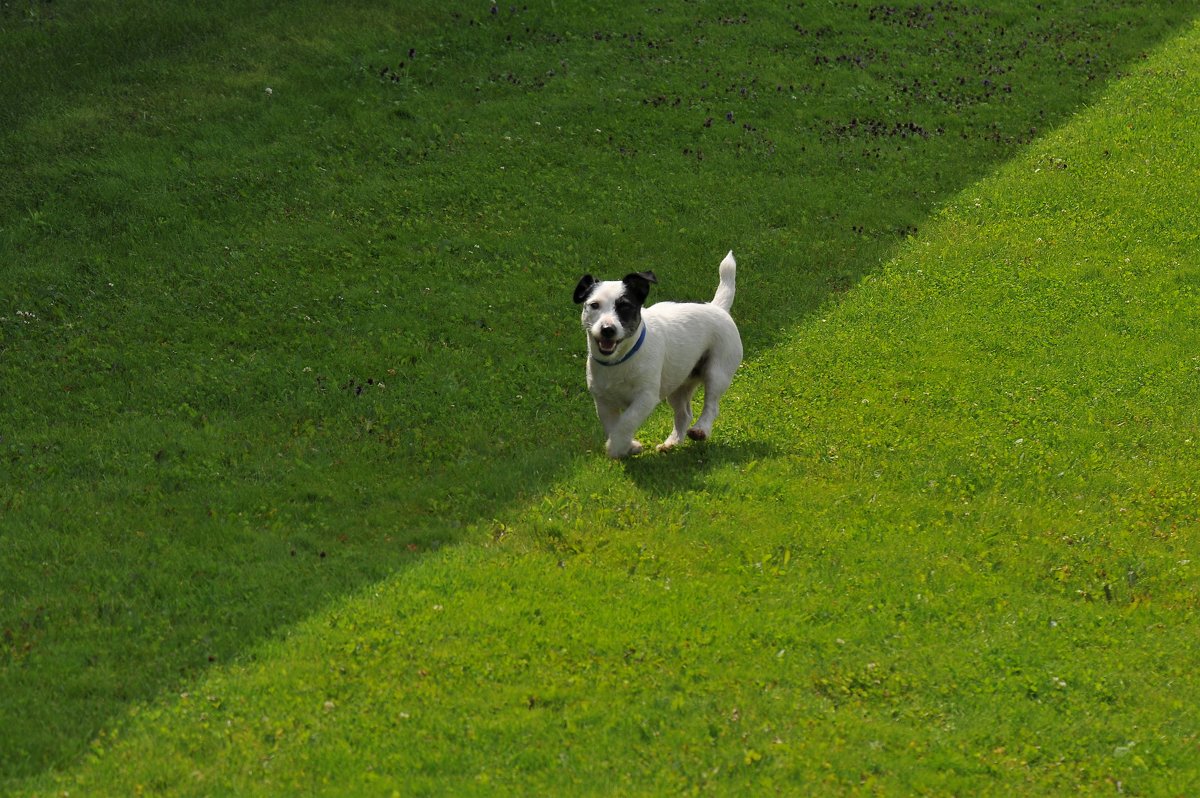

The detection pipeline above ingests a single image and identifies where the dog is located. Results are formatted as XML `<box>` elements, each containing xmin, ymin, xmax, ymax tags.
<box><xmin>573</xmin><ymin>251</ymin><xmax>743</xmax><ymax>458</ymax></box>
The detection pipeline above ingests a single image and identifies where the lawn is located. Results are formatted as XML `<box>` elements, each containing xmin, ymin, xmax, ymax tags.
<box><xmin>2</xmin><ymin>1</ymin><xmax>1199</xmax><ymax>795</ymax></box>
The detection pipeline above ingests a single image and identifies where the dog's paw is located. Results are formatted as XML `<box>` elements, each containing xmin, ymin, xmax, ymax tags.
<box><xmin>657</xmin><ymin>432</ymin><xmax>686</xmax><ymax>451</ymax></box>
<box><xmin>606</xmin><ymin>439</ymin><xmax>644</xmax><ymax>458</ymax></box>
<box><xmin>686</xmin><ymin>428</ymin><xmax>708</xmax><ymax>441</ymax></box>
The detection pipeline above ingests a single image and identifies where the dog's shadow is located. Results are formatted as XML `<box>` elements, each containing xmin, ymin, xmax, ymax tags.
<box><xmin>621</xmin><ymin>438</ymin><xmax>778</xmax><ymax>496</ymax></box>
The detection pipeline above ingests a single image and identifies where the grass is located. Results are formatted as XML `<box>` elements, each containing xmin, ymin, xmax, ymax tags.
<box><xmin>2</xmin><ymin>0</ymin><xmax>1199</xmax><ymax>794</ymax></box>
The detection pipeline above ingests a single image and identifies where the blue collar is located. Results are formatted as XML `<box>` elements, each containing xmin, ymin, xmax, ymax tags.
<box><xmin>593</xmin><ymin>324</ymin><xmax>646</xmax><ymax>366</ymax></box>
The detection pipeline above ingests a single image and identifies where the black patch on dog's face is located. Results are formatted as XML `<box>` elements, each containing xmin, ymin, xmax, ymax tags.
<box><xmin>613</xmin><ymin>294</ymin><xmax>639</xmax><ymax>335</ymax></box>
<box><xmin>617</xmin><ymin>272</ymin><xmax>656</xmax><ymax>335</ymax></box>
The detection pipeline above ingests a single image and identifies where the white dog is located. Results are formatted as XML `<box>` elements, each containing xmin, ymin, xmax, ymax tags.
<box><xmin>573</xmin><ymin>251</ymin><xmax>743</xmax><ymax>458</ymax></box>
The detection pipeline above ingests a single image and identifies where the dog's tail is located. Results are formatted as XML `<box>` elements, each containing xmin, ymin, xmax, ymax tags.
<box><xmin>711</xmin><ymin>250</ymin><xmax>736</xmax><ymax>313</ymax></box>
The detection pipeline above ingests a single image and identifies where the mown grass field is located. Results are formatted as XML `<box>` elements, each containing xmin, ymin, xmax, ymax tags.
<box><xmin>3</xmin><ymin>1</ymin><xmax>1199</xmax><ymax>795</ymax></box>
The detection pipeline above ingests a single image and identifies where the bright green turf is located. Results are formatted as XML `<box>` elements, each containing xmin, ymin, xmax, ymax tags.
<box><xmin>3</xmin><ymin>1</ymin><xmax>1199</xmax><ymax>795</ymax></box>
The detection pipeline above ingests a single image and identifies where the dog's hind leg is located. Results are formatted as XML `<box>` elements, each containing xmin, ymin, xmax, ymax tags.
<box><xmin>688</xmin><ymin>328</ymin><xmax>742</xmax><ymax>442</ymax></box>
<box><xmin>688</xmin><ymin>367</ymin><xmax>734</xmax><ymax>442</ymax></box>
<box><xmin>657</xmin><ymin>382</ymin><xmax>698</xmax><ymax>452</ymax></box>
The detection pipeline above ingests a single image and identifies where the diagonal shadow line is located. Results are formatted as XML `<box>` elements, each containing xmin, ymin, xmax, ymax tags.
<box><xmin>2</xmin><ymin>2</ymin><xmax>1196</xmax><ymax>786</ymax></box>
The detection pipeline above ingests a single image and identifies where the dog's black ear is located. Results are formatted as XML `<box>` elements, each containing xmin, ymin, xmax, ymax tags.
<box><xmin>573</xmin><ymin>275</ymin><xmax>597</xmax><ymax>304</ymax></box>
<box><xmin>621</xmin><ymin>271</ymin><xmax>657</xmax><ymax>305</ymax></box>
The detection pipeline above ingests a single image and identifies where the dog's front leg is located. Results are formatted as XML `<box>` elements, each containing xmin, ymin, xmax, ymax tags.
<box><xmin>594</xmin><ymin>398</ymin><xmax>622</xmax><ymax>440</ymax></box>
<box><xmin>605</xmin><ymin>392</ymin><xmax>658</xmax><ymax>458</ymax></box>
<box><xmin>594</xmin><ymin>397</ymin><xmax>643</xmax><ymax>458</ymax></box>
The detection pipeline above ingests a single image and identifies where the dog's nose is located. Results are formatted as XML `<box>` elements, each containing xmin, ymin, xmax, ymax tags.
<box><xmin>600</xmin><ymin>324</ymin><xmax>617</xmax><ymax>340</ymax></box>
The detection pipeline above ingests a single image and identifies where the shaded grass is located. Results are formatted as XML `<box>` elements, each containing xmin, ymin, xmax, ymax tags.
<box><xmin>1</xmin><ymin>0</ymin><xmax>1197</xmax><ymax>790</ymax></box>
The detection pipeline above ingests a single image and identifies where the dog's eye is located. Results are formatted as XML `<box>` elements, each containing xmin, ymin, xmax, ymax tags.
<box><xmin>588</xmin><ymin>301</ymin><xmax>600</xmax><ymax>310</ymax></box>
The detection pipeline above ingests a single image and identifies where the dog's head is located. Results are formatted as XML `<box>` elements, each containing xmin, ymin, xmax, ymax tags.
<box><xmin>574</xmin><ymin>271</ymin><xmax>657</xmax><ymax>358</ymax></box>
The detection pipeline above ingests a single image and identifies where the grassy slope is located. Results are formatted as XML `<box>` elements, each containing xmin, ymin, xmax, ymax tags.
<box><xmin>2</xmin><ymin>1</ymin><xmax>1199</xmax><ymax>795</ymax></box>
<box><xmin>24</xmin><ymin>17</ymin><xmax>1200</xmax><ymax>793</ymax></box>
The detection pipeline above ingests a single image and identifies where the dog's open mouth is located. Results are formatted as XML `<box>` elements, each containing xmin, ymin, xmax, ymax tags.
<box><xmin>597</xmin><ymin>338</ymin><xmax>619</xmax><ymax>356</ymax></box>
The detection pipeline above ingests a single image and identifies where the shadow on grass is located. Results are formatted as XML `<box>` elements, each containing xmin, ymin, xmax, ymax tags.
<box><xmin>622</xmin><ymin>439</ymin><xmax>779</xmax><ymax>496</ymax></box>
<box><xmin>1</xmin><ymin>0</ymin><xmax>1196</xmax><ymax>785</ymax></box>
